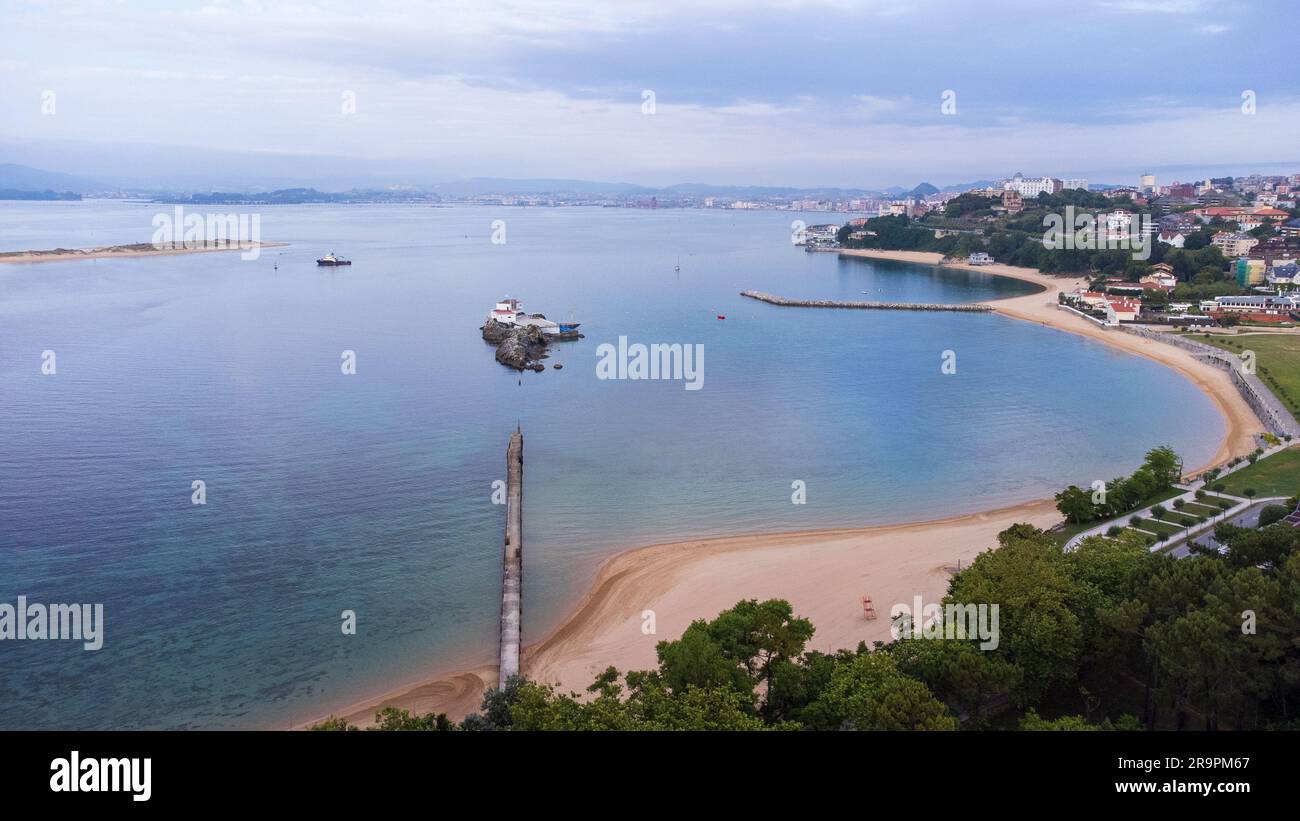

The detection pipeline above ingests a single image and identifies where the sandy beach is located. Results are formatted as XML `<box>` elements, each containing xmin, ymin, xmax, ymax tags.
<box><xmin>309</xmin><ymin>500</ymin><xmax>1062</xmax><ymax>728</ymax></box>
<box><xmin>304</xmin><ymin>247</ymin><xmax>1265</xmax><ymax>729</ymax></box>
<box><xmin>0</xmin><ymin>241</ymin><xmax>287</xmax><ymax>264</ymax></box>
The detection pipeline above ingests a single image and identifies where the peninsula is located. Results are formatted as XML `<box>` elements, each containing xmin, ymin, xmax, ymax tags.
<box><xmin>0</xmin><ymin>241</ymin><xmax>287</xmax><ymax>264</ymax></box>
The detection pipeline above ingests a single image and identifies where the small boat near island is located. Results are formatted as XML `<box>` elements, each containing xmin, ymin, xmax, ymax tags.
<box><xmin>487</xmin><ymin>298</ymin><xmax>581</xmax><ymax>337</ymax></box>
<box><xmin>316</xmin><ymin>252</ymin><xmax>352</xmax><ymax>266</ymax></box>
<box><xmin>481</xmin><ymin>297</ymin><xmax>584</xmax><ymax>372</ymax></box>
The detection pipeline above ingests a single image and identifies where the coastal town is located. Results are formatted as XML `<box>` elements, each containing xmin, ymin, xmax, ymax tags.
<box><xmin>11</xmin><ymin>0</ymin><xmax>1300</xmax><ymax>791</ymax></box>
<box><xmin>798</xmin><ymin>171</ymin><xmax>1300</xmax><ymax>330</ymax></box>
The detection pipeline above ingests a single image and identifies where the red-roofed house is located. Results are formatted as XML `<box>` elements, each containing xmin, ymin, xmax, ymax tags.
<box><xmin>1251</xmin><ymin>206</ymin><xmax>1291</xmax><ymax>222</ymax></box>
<box><xmin>1106</xmin><ymin>297</ymin><xmax>1141</xmax><ymax>322</ymax></box>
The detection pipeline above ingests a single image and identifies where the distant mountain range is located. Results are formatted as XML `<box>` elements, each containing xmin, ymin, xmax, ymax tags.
<box><xmin>0</xmin><ymin>163</ymin><xmax>104</xmax><ymax>194</ymax></box>
<box><xmin>422</xmin><ymin>178</ymin><xmax>898</xmax><ymax>199</ymax></box>
<box><xmin>0</xmin><ymin>162</ymin><xmax>1080</xmax><ymax>201</ymax></box>
<box><xmin>159</xmin><ymin>188</ymin><xmax>437</xmax><ymax>205</ymax></box>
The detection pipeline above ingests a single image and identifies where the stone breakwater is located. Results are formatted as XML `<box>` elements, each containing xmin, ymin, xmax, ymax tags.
<box><xmin>740</xmin><ymin>291</ymin><xmax>993</xmax><ymax>312</ymax></box>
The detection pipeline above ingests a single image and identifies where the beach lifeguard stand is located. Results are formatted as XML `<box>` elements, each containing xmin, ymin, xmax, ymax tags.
<box><xmin>861</xmin><ymin>595</ymin><xmax>876</xmax><ymax>620</ymax></box>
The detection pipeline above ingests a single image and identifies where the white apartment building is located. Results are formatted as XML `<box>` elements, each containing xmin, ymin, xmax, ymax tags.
<box><xmin>1105</xmin><ymin>209</ymin><xmax>1134</xmax><ymax>239</ymax></box>
<box><xmin>1211</xmin><ymin>231</ymin><xmax>1259</xmax><ymax>257</ymax></box>
<box><xmin>1002</xmin><ymin>172</ymin><xmax>1062</xmax><ymax>198</ymax></box>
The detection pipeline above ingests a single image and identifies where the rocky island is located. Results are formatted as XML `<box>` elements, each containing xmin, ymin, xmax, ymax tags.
<box><xmin>482</xmin><ymin>318</ymin><xmax>551</xmax><ymax>371</ymax></box>
<box><xmin>481</xmin><ymin>298</ymin><xmax>584</xmax><ymax>372</ymax></box>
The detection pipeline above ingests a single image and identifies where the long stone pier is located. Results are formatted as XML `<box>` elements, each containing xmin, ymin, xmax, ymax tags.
<box><xmin>499</xmin><ymin>430</ymin><xmax>524</xmax><ymax>688</ymax></box>
<box><xmin>740</xmin><ymin>290</ymin><xmax>993</xmax><ymax>312</ymax></box>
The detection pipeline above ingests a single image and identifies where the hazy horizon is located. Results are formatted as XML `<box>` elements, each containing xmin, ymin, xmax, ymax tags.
<box><xmin>4</xmin><ymin>0</ymin><xmax>1300</xmax><ymax>190</ymax></box>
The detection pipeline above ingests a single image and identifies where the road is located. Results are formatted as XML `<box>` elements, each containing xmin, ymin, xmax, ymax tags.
<box><xmin>1169</xmin><ymin>498</ymin><xmax>1289</xmax><ymax>558</ymax></box>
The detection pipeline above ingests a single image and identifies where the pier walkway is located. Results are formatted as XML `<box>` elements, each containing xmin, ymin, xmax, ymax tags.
<box><xmin>499</xmin><ymin>430</ymin><xmax>524</xmax><ymax>688</ymax></box>
<box><xmin>740</xmin><ymin>290</ymin><xmax>993</xmax><ymax>312</ymax></box>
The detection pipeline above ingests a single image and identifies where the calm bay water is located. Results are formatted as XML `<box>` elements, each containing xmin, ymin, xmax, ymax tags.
<box><xmin>0</xmin><ymin>201</ymin><xmax>1220</xmax><ymax>728</ymax></box>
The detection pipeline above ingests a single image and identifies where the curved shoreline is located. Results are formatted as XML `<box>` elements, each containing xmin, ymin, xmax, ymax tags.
<box><xmin>838</xmin><ymin>249</ymin><xmax>1259</xmax><ymax>475</ymax></box>
<box><xmin>301</xmin><ymin>499</ymin><xmax>1064</xmax><ymax>728</ymax></box>
<box><xmin>299</xmin><ymin>248</ymin><xmax>1263</xmax><ymax>728</ymax></box>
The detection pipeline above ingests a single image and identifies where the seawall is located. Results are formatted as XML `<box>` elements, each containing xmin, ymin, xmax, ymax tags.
<box><xmin>1118</xmin><ymin>327</ymin><xmax>1300</xmax><ymax>440</ymax></box>
<box><xmin>740</xmin><ymin>290</ymin><xmax>993</xmax><ymax>312</ymax></box>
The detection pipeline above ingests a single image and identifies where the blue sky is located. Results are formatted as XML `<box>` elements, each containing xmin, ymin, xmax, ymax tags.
<box><xmin>2</xmin><ymin>0</ymin><xmax>1298</xmax><ymax>188</ymax></box>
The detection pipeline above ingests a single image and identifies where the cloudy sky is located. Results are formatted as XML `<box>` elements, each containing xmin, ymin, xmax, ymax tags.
<box><xmin>3</xmin><ymin>0</ymin><xmax>1298</xmax><ymax>189</ymax></box>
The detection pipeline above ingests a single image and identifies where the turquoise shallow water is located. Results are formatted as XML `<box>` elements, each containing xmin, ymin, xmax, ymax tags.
<box><xmin>0</xmin><ymin>202</ymin><xmax>1221</xmax><ymax>728</ymax></box>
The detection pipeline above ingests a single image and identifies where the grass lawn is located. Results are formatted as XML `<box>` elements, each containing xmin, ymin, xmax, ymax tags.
<box><xmin>1120</xmin><ymin>528</ymin><xmax>1155</xmax><ymax>546</ymax></box>
<box><xmin>1134</xmin><ymin>517</ymin><xmax>1185</xmax><ymax>538</ymax></box>
<box><xmin>1216</xmin><ymin>446</ymin><xmax>1300</xmax><ymax>498</ymax></box>
<box><xmin>1047</xmin><ymin>486</ymin><xmax>1186</xmax><ymax>546</ymax></box>
<box><xmin>1165</xmin><ymin>511</ymin><xmax>1199</xmax><ymax>527</ymax></box>
<box><xmin>1197</xmin><ymin>333</ymin><xmax>1300</xmax><ymax>417</ymax></box>
<box><xmin>1181</xmin><ymin>502</ymin><xmax>1221</xmax><ymax>517</ymax></box>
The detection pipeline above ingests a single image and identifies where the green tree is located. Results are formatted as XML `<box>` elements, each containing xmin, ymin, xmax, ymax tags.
<box><xmin>373</xmin><ymin>707</ymin><xmax>455</xmax><ymax>731</ymax></box>
<box><xmin>505</xmin><ymin>669</ymin><xmax>774</xmax><ymax>731</ymax></box>
<box><xmin>655</xmin><ymin>598</ymin><xmax>814</xmax><ymax>712</ymax></box>
<box><xmin>764</xmin><ymin>648</ymin><xmax>847</xmax><ymax>724</ymax></box>
<box><xmin>886</xmin><ymin>637</ymin><xmax>1020</xmax><ymax>728</ymax></box>
<box><xmin>803</xmin><ymin>652</ymin><xmax>957</xmax><ymax>730</ymax></box>
<box><xmin>947</xmin><ymin>525</ymin><xmax>1084</xmax><ymax>703</ymax></box>
<box><xmin>1055</xmin><ymin>485</ymin><xmax>1096</xmax><ymax>524</ymax></box>
<box><xmin>1019</xmin><ymin>710</ymin><xmax>1097</xmax><ymax>730</ymax></box>
<box><xmin>1218</xmin><ymin>521</ymin><xmax>1300</xmax><ymax>569</ymax></box>
<box><xmin>308</xmin><ymin>716</ymin><xmax>358</xmax><ymax>731</ymax></box>
<box><xmin>707</xmin><ymin>599</ymin><xmax>816</xmax><ymax>694</ymax></box>
<box><xmin>460</xmin><ymin>675</ymin><xmax>525</xmax><ymax>730</ymax></box>
<box><xmin>655</xmin><ymin>622</ymin><xmax>754</xmax><ymax>700</ymax></box>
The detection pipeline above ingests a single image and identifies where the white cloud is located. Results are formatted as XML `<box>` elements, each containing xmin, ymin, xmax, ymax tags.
<box><xmin>2</xmin><ymin>0</ymin><xmax>1296</xmax><ymax>186</ymax></box>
